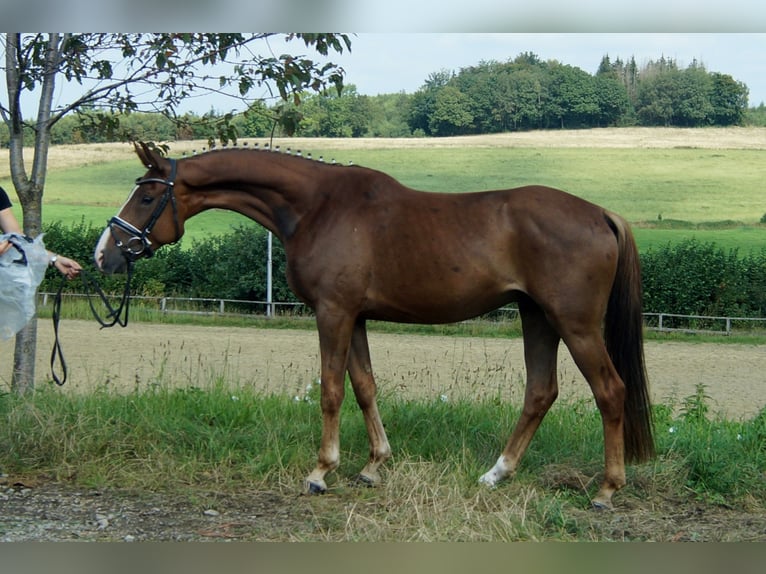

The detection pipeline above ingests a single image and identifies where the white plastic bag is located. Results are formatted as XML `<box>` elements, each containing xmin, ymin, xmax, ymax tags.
<box><xmin>0</xmin><ymin>233</ymin><xmax>48</xmax><ymax>339</ymax></box>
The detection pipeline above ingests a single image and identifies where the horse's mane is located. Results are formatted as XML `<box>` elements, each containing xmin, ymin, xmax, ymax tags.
<box><xmin>177</xmin><ymin>141</ymin><xmax>355</xmax><ymax>169</ymax></box>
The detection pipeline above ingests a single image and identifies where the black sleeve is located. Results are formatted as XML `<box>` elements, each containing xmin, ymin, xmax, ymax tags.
<box><xmin>0</xmin><ymin>187</ymin><xmax>12</xmax><ymax>211</ymax></box>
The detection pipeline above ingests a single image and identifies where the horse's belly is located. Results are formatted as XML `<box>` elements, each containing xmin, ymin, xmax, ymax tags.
<box><xmin>364</xmin><ymin>278</ymin><xmax>518</xmax><ymax>324</ymax></box>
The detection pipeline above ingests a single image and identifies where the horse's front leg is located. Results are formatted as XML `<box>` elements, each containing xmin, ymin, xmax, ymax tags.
<box><xmin>304</xmin><ymin>308</ymin><xmax>355</xmax><ymax>494</ymax></box>
<box><xmin>347</xmin><ymin>320</ymin><xmax>391</xmax><ymax>486</ymax></box>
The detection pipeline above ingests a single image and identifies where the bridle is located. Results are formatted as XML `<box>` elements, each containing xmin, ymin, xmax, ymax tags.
<box><xmin>107</xmin><ymin>158</ymin><xmax>181</xmax><ymax>260</ymax></box>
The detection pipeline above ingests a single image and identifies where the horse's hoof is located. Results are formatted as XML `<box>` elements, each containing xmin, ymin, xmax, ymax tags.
<box><xmin>590</xmin><ymin>499</ymin><xmax>613</xmax><ymax>511</ymax></box>
<box><xmin>478</xmin><ymin>474</ymin><xmax>498</xmax><ymax>489</ymax></box>
<box><xmin>306</xmin><ymin>481</ymin><xmax>327</xmax><ymax>495</ymax></box>
<box><xmin>354</xmin><ymin>474</ymin><xmax>376</xmax><ymax>488</ymax></box>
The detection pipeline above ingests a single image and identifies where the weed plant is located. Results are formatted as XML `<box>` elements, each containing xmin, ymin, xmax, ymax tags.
<box><xmin>654</xmin><ymin>384</ymin><xmax>766</xmax><ymax>504</ymax></box>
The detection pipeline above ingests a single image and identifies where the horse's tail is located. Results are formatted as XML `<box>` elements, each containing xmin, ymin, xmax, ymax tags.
<box><xmin>604</xmin><ymin>212</ymin><xmax>655</xmax><ymax>463</ymax></box>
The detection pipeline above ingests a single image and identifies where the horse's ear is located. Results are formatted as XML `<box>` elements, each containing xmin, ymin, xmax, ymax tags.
<box><xmin>134</xmin><ymin>141</ymin><xmax>165</xmax><ymax>170</ymax></box>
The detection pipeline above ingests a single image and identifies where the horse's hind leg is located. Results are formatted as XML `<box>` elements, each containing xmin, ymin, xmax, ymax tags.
<box><xmin>347</xmin><ymin>320</ymin><xmax>391</xmax><ymax>486</ymax></box>
<box><xmin>562</xmin><ymin>330</ymin><xmax>627</xmax><ymax>510</ymax></box>
<box><xmin>480</xmin><ymin>299</ymin><xmax>560</xmax><ymax>487</ymax></box>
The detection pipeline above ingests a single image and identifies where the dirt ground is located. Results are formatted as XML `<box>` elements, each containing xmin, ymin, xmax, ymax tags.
<box><xmin>1</xmin><ymin>477</ymin><xmax>763</xmax><ymax>542</ymax></box>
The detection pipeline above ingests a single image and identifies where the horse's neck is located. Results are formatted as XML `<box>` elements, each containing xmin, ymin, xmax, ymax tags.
<box><xmin>187</xmin><ymin>151</ymin><xmax>317</xmax><ymax>239</ymax></box>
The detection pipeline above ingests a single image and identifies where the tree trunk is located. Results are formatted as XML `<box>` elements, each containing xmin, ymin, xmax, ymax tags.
<box><xmin>5</xmin><ymin>33</ymin><xmax>63</xmax><ymax>393</ymax></box>
<box><xmin>11</xmin><ymin>187</ymin><xmax>44</xmax><ymax>394</ymax></box>
<box><xmin>11</xmin><ymin>322</ymin><xmax>38</xmax><ymax>395</ymax></box>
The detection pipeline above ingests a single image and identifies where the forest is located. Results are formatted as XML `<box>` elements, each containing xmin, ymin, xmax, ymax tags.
<box><xmin>2</xmin><ymin>52</ymin><xmax>763</xmax><ymax>147</ymax></box>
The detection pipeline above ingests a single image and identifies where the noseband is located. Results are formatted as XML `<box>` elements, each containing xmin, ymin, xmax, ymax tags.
<box><xmin>108</xmin><ymin>159</ymin><xmax>181</xmax><ymax>260</ymax></box>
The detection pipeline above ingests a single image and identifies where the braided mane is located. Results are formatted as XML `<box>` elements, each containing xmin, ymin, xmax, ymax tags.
<box><xmin>178</xmin><ymin>140</ymin><xmax>354</xmax><ymax>167</ymax></box>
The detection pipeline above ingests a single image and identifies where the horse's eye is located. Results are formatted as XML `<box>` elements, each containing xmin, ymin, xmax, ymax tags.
<box><xmin>140</xmin><ymin>195</ymin><xmax>154</xmax><ymax>205</ymax></box>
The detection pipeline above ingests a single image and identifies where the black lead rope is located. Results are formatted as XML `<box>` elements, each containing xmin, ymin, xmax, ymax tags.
<box><xmin>50</xmin><ymin>262</ymin><xmax>135</xmax><ymax>386</ymax></box>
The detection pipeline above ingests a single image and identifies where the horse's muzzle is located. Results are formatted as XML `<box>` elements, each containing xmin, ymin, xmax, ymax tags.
<box><xmin>94</xmin><ymin>226</ymin><xmax>131</xmax><ymax>275</ymax></box>
<box><xmin>94</xmin><ymin>249</ymin><xmax>129</xmax><ymax>275</ymax></box>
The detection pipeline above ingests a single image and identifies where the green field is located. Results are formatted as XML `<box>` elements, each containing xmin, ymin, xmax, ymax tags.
<box><xmin>2</xmin><ymin>145</ymin><xmax>765</xmax><ymax>253</ymax></box>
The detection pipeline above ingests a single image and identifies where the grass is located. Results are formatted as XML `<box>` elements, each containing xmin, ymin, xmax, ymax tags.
<box><xmin>1</xmin><ymin>378</ymin><xmax>763</xmax><ymax>540</ymax></box>
<box><xmin>634</xmin><ymin>224</ymin><xmax>766</xmax><ymax>253</ymax></box>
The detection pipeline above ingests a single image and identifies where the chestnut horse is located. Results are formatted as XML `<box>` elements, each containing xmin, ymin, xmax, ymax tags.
<box><xmin>95</xmin><ymin>142</ymin><xmax>654</xmax><ymax>509</ymax></box>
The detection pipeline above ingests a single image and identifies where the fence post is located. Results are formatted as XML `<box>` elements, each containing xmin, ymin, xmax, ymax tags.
<box><xmin>658</xmin><ymin>313</ymin><xmax>663</xmax><ymax>331</ymax></box>
<box><xmin>266</xmin><ymin>232</ymin><xmax>273</xmax><ymax>318</ymax></box>
<box><xmin>220</xmin><ymin>299</ymin><xmax>225</xmax><ymax>314</ymax></box>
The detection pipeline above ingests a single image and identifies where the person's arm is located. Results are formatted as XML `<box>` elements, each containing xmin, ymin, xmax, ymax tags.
<box><xmin>48</xmin><ymin>253</ymin><xmax>82</xmax><ymax>280</ymax></box>
<box><xmin>0</xmin><ymin>206</ymin><xmax>24</xmax><ymax>256</ymax></box>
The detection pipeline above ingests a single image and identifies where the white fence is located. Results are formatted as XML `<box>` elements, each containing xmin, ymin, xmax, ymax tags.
<box><xmin>642</xmin><ymin>312</ymin><xmax>766</xmax><ymax>335</ymax></box>
<box><xmin>39</xmin><ymin>293</ymin><xmax>766</xmax><ymax>335</ymax></box>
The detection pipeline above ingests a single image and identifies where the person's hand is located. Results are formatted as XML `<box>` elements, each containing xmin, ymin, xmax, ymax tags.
<box><xmin>0</xmin><ymin>239</ymin><xmax>11</xmax><ymax>256</ymax></box>
<box><xmin>52</xmin><ymin>255</ymin><xmax>82</xmax><ymax>280</ymax></box>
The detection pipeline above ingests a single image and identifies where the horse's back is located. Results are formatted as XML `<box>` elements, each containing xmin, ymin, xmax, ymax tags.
<box><xmin>291</xmin><ymin>179</ymin><xmax>620</xmax><ymax>324</ymax></box>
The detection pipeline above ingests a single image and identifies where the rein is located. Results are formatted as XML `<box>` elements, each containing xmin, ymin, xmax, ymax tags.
<box><xmin>50</xmin><ymin>263</ymin><xmax>135</xmax><ymax>386</ymax></box>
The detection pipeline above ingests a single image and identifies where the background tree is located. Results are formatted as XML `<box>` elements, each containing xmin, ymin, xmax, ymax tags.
<box><xmin>674</xmin><ymin>62</ymin><xmax>715</xmax><ymax>126</ymax></box>
<box><xmin>294</xmin><ymin>84</ymin><xmax>373</xmax><ymax>137</ymax></box>
<box><xmin>594</xmin><ymin>55</ymin><xmax>632</xmax><ymax>126</ymax></box>
<box><xmin>366</xmin><ymin>92</ymin><xmax>411</xmax><ymax>137</ymax></box>
<box><xmin>236</xmin><ymin>100</ymin><xmax>278</xmax><ymax>138</ymax></box>
<box><xmin>450</xmin><ymin>61</ymin><xmax>503</xmax><ymax>133</ymax></box>
<box><xmin>635</xmin><ymin>64</ymin><xmax>680</xmax><ymax>126</ymax></box>
<box><xmin>428</xmin><ymin>85</ymin><xmax>474</xmax><ymax>136</ymax></box>
<box><xmin>0</xmin><ymin>32</ymin><xmax>350</xmax><ymax>393</ymax></box>
<box><xmin>709</xmin><ymin>72</ymin><xmax>749</xmax><ymax>125</ymax></box>
<box><xmin>544</xmin><ymin>63</ymin><xmax>599</xmax><ymax>129</ymax></box>
<box><xmin>407</xmin><ymin>69</ymin><xmax>453</xmax><ymax>136</ymax></box>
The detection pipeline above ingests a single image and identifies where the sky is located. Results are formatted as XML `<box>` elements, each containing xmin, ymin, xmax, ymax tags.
<box><xmin>174</xmin><ymin>33</ymin><xmax>766</xmax><ymax>115</ymax></box>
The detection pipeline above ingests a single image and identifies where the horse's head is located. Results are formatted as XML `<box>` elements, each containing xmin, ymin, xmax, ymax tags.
<box><xmin>94</xmin><ymin>142</ymin><xmax>186</xmax><ymax>274</ymax></box>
